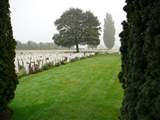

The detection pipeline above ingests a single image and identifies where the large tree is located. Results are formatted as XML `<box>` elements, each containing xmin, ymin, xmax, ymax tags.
<box><xmin>119</xmin><ymin>0</ymin><xmax>160</xmax><ymax>120</ymax></box>
<box><xmin>53</xmin><ymin>8</ymin><xmax>101</xmax><ymax>52</ymax></box>
<box><xmin>103</xmin><ymin>13</ymin><xmax>115</xmax><ymax>49</ymax></box>
<box><xmin>0</xmin><ymin>0</ymin><xmax>18</xmax><ymax>119</ymax></box>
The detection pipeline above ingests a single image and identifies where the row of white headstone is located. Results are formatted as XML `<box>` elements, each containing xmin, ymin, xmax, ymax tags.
<box><xmin>14</xmin><ymin>52</ymin><xmax>95</xmax><ymax>74</ymax></box>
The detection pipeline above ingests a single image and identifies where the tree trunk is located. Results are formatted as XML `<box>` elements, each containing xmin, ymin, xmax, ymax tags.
<box><xmin>75</xmin><ymin>43</ymin><xmax>79</xmax><ymax>53</ymax></box>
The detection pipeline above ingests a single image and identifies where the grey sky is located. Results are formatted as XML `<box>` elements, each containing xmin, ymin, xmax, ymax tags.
<box><xmin>10</xmin><ymin>0</ymin><xmax>126</xmax><ymax>47</ymax></box>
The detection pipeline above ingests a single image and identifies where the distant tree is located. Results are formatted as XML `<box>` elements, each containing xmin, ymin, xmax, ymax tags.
<box><xmin>53</xmin><ymin>8</ymin><xmax>101</xmax><ymax>52</ymax></box>
<box><xmin>0</xmin><ymin>0</ymin><xmax>18</xmax><ymax>119</ymax></box>
<box><xmin>87</xmin><ymin>45</ymin><xmax>98</xmax><ymax>49</ymax></box>
<box><xmin>119</xmin><ymin>0</ymin><xmax>160</xmax><ymax>120</ymax></box>
<box><xmin>103</xmin><ymin>13</ymin><xmax>115</xmax><ymax>49</ymax></box>
<box><xmin>27</xmin><ymin>41</ymin><xmax>38</xmax><ymax>50</ymax></box>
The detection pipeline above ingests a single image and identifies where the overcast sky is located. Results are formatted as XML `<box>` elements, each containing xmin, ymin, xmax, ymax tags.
<box><xmin>10</xmin><ymin>0</ymin><xmax>126</xmax><ymax>47</ymax></box>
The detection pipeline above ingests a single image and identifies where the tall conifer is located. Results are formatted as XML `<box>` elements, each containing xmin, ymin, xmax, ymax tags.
<box><xmin>0</xmin><ymin>0</ymin><xmax>18</xmax><ymax>119</ymax></box>
<box><xmin>119</xmin><ymin>0</ymin><xmax>160</xmax><ymax>119</ymax></box>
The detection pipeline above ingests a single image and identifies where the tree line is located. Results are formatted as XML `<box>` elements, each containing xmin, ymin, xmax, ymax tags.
<box><xmin>16</xmin><ymin>41</ymin><xmax>60</xmax><ymax>50</ymax></box>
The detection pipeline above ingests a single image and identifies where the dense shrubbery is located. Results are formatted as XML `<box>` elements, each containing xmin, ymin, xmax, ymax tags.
<box><xmin>119</xmin><ymin>0</ymin><xmax>160</xmax><ymax>119</ymax></box>
<box><xmin>0</xmin><ymin>0</ymin><xmax>18</xmax><ymax>119</ymax></box>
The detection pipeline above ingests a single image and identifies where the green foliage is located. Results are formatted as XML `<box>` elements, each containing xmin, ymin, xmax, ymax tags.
<box><xmin>84</xmin><ymin>11</ymin><xmax>101</xmax><ymax>47</ymax></box>
<box><xmin>11</xmin><ymin>55</ymin><xmax>123</xmax><ymax>120</ymax></box>
<box><xmin>119</xmin><ymin>0</ymin><xmax>160</xmax><ymax>119</ymax></box>
<box><xmin>53</xmin><ymin>8</ymin><xmax>101</xmax><ymax>52</ymax></box>
<box><xmin>103</xmin><ymin>13</ymin><xmax>115</xmax><ymax>49</ymax></box>
<box><xmin>0</xmin><ymin>0</ymin><xmax>18</xmax><ymax>115</ymax></box>
<box><xmin>42</xmin><ymin>62</ymin><xmax>60</xmax><ymax>70</ymax></box>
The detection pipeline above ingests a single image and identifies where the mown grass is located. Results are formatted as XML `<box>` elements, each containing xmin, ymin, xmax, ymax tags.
<box><xmin>10</xmin><ymin>55</ymin><xmax>123</xmax><ymax>120</ymax></box>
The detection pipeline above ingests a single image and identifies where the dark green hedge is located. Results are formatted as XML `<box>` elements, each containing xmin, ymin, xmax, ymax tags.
<box><xmin>119</xmin><ymin>0</ymin><xmax>160</xmax><ymax>120</ymax></box>
<box><xmin>0</xmin><ymin>0</ymin><xmax>18</xmax><ymax>115</ymax></box>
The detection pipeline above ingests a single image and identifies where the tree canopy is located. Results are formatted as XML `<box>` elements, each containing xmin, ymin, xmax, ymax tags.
<box><xmin>103</xmin><ymin>13</ymin><xmax>115</xmax><ymax>49</ymax></box>
<box><xmin>53</xmin><ymin>8</ymin><xmax>101</xmax><ymax>52</ymax></box>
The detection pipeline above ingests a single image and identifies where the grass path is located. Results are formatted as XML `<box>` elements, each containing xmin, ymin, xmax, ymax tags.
<box><xmin>10</xmin><ymin>55</ymin><xmax>123</xmax><ymax>120</ymax></box>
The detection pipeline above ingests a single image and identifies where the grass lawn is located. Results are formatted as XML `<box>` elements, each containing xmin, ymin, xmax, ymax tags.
<box><xmin>10</xmin><ymin>55</ymin><xmax>123</xmax><ymax>120</ymax></box>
